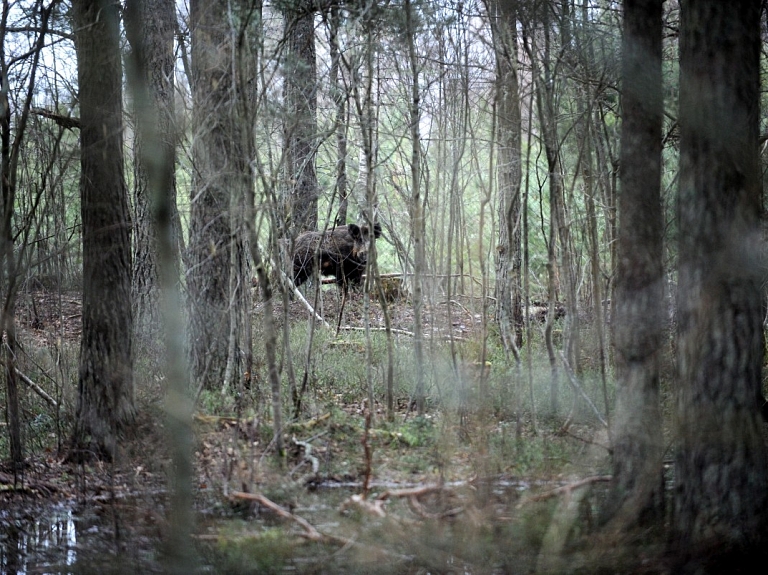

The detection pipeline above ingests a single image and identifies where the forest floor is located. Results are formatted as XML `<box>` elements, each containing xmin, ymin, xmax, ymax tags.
<box><xmin>0</xmin><ymin>284</ymin><xmax>675</xmax><ymax>574</ymax></box>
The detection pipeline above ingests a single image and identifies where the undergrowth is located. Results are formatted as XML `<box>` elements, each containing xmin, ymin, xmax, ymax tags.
<box><xmin>3</xmin><ymin>292</ymin><xmax>639</xmax><ymax>573</ymax></box>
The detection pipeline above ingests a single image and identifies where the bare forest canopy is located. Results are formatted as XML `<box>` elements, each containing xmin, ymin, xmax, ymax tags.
<box><xmin>2</xmin><ymin>0</ymin><xmax>768</xmax><ymax>572</ymax></box>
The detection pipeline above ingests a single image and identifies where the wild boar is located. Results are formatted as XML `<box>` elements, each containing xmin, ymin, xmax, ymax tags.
<box><xmin>292</xmin><ymin>223</ymin><xmax>381</xmax><ymax>289</ymax></box>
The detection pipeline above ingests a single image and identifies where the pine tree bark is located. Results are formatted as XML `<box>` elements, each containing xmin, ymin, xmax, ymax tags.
<box><xmin>70</xmin><ymin>0</ymin><xmax>134</xmax><ymax>460</ymax></box>
<box><xmin>603</xmin><ymin>0</ymin><xmax>664</xmax><ymax>531</ymax></box>
<box><xmin>673</xmin><ymin>0</ymin><xmax>768</xmax><ymax>565</ymax></box>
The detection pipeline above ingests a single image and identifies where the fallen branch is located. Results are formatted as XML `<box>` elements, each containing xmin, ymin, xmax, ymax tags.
<box><xmin>31</xmin><ymin>107</ymin><xmax>80</xmax><ymax>129</ymax></box>
<box><xmin>217</xmin><ymin>492</ymin><xmax>412</xmax><ymax>564</ymax></box>
<box><xmin>338</xmin><ymin>325</ymin><xmax>467</xmax><ymax>341</ymax></box>
<box><xmin>376</xmin><ymin>484</ymin><xmax>463</xmax><ymax>520</ymax></box>
<box><xmin>288</xmin><ymin>412</ymin><xmax>331</xmax><ymax>431</ymax></box>
<box><xmin>338</xmin><ymin>325</ymin><xmax>415</xmax><ymax>337</ymax></box>
<box><xmin>376</xmin><ymin>484</ymin><xmax>445</xmax><ymax>501</ymax></box>
<box><xmin>231</xmin><ymin>491</ymin><xmax>347</xmax><ymax>544</ymax></box>
<box><xmin>193</xmin><ymin>414</ymin><xmax>238</xmax><ymax>424</ymax></box>
<box><xmin>282</xmin><ymin>272</ymin><xmax>330</xmax><ymax>329</ymax></box>
<box><xmin>560</xmin><ymin>428</ymin><xmax>610</xmax><ymax>452</ymax></box>
<box><xmin>407</xmin><ymin>495</ymin><xmax>463</xmax><ymax>520</ymax></box>
<box><xmin>517</xmin><ymin>475</ymin><xmax>611</xmax><ymax>508</ymax></box>
<box><xmin>559</xmin><ymin>351</ymin><xmax>608</xmax><ymax>427</ymax></box>
<box><xmin>0</xmin><ymin>361</ymin><xmax>58</xmax><ymax>408</ymax></box>
<box><xmin>339</xmin><ymin>484</ymin><xmax>450</xmax><ymax>519</ymax></box>
<box><xmin>17</xmin><ymin>368</ymin><xmax>58</xmax><ymax>408</ymax></box>
<box><xmin>270</xmin><ymin>262</ymin><xmax>330</xmax><ymax>329</ymax></box>
<box><xmin>339</xmin><ymin>493</ymin><xmax>387</xmax><ymax>517</ymax></box>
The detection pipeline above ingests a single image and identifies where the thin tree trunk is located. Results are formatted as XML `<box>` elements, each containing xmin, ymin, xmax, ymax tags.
<box><xmin>234</xmin><ymin>2</ymin><xmax>282</xmax><ymax>457</ymax></box>
<box><xmin>491</xmin><ymin>0</ymin><xmax>523</xmax><ymax>356</ymax></box>
<box><xmin>524</xmin><ymin>22</ymin><xmax>561</xmax><ymax>418</ymax></box>
<box><xmin>404</xmin><ymin>0</ymin><xmax>426</xmax><ymax>415</ymax></box>
<box><xmin>521</xmin><ymin>62</ymin><xmax>536</xmax><ymax>440</ymax></box>
<box><xmin>574</xmin><ymin>0</ymin><xmax>608</xmax><ymax>415</ymax></box>
<box><xmin>329</xmin><ymin>4</ymin><xmax>349</xmax><ymax>225</ymax></box>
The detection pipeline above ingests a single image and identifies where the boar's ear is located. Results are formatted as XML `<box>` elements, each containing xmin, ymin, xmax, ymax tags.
<box><xmin>372</xmin><ymin>223</ymin><xmax>382</xmax><ymax>238</ymax></box>
<box><xmin>348</xmin><ymin>223</ymin><xmax>362</xmax><ymax>239</ymax></box>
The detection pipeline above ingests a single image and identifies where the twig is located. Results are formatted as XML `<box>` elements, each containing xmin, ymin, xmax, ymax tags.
<box><xmin>439</xmin><ymin>299</ymin><xmax>472</xmax><ymax>317</ymax></box>
<box><xmin>224</xmin><ymin>492</ymin><xmax>411</xmax><ymax>563</ymax></box>
<box><xmin>336</xmin><ymin>287</ymin><xmax>347</xmax><ymax>336</ymax></box>
<box><xmin>377</xmin><ymin>484</ymin><xmax>463</xmax><ymax>520</ymax></box>
<box><xmin>362</xmin><ymin>411</ymin><xmax>373</xmax><ymax>497</ymax></box>
<box><xmin>291</xmin><ymin>438</ymin><xmax>319</xmax><ymax>475</ymax></box>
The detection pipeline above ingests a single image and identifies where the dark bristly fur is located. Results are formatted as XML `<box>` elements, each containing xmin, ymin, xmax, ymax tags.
<box><xmin>292</xmin><ymin>223</ymin><xmax>381</xmax><ymax>289</ymax></box>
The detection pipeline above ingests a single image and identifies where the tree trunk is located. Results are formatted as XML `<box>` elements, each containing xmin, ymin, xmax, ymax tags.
<box><xmin>125</xmin><ymin>0</ymin><xmax>195</xmax><ymax>568</ymax></box>
<box><xmin>404</xmin><ymin>0</ymin><xmax>426</xmax><ymax>415</ymax></box>
<box><xmin>491</xmin><ymin>0</ymin><xmax>523</xmax><ymax>354</ymax></box>
<box><xmin>71</xmin><ymin>0</ymin><xmax>134</xmax><ymax>460</ymax></box>
<box><xmin>282</xmin><ymin>2</ymin><xmax>318</xmax><ymax>235</ymax></box>
<box><xmin>187</xmin><ymin>0</ymin><xmax>232</xmax><ymax>392</ymax></box>
<box><xmin>525</xmin><ymin>16</ymin><xmax>562</xmax><ymax>418</ymax></box>
<box><xmin>603</xmin><ymin>0</ymin><xmax>664</xmax><ymax>532</ymax></box>
<box><xmin>125</xmin><ymin>0</ymin><xmax>179</xmax><ymax>364</ymax></box>
<box><xmin>328</xmin><ymin>4</ymin><xmax>349</xmax><ymax>225</ymax></box>
<box><xmin>673</xmin><ymin>0</ymin><xmax>768</xmax><ymax>565</ymax></box>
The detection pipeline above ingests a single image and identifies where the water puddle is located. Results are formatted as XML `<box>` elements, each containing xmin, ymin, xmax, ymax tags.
<box><xmin>1</xmin><ymin>505</ymin><xmax>77</xmax><ymax>574</ymax></box>
<box><xmin>0</xmin><ymin>478</ymin><xmax>546</xmax><ymax>573</ymax></box>
<box><xmin>0</xmin><ymin>497</ymin><xmax>165</xmax><ymax>574</ymax></box>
